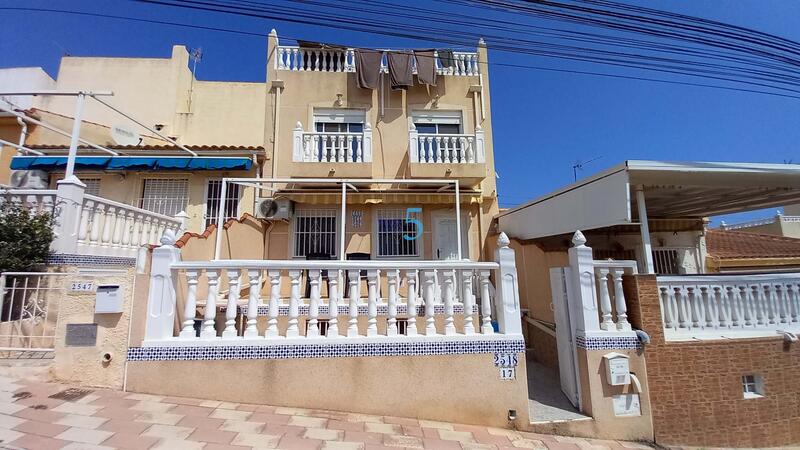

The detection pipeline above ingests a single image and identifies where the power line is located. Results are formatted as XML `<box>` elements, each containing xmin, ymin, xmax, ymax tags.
<box><xmin>5</xmin><ymin>5</ymin><xmax>800</xmax><ymax>99</ymax></box>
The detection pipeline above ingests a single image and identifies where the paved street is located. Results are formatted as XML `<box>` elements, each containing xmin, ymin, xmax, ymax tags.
<box><xmin>0</xmin><ymin>364</ymin><xmax>656</xmax><ymax>450</ymax></box>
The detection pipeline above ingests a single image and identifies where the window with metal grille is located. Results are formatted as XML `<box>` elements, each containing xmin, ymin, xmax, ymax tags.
<box><xmin>376</xmin><ymin>209</ymin><xmax>419</xmax><ymax>257</ymax></box>
<box><xmin>140</xmin><ymin>179</ymin><xmax>189</xmax><ymax>217</ymax></box>
<box><xmin>293</xmin><ymin>209</ymin><xmax>338</xmax><ymax>258</ymax></box>
<box><xmin>397</xmin><ymin>318</ymin><xmax>409</xmax><ymax>335</ymax></box>
<box><xmin>204</xmin><ymin>180</ymin><xmax>241</xmax><ymax>228</ymax></box>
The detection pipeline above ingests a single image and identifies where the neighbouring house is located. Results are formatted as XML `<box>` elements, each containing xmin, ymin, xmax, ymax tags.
<box><xmin>706</xmin><ymin>229</ymin><xmax>800</xmax><ymax>273</ymax></box>
<box><xmin>0</xmin><ymin>31</ymin><xmax>530</xmax><ymax>429</ymax></box>
<box><xmin>718</xmin><ymin>204</ymin><xmax>800</xmax><ymax>239</ymax></box>
<box><xmin>498</xmin><ymin>160</ymin><xmax>800</xmax><ymax>447</ymax></box>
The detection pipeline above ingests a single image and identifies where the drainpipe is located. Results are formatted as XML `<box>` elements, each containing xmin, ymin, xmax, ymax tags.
<box><xmin>270</xmin><ymin>80</ymin><xmax>285</xmax><ymax>181</ymax></box>
<box><xmin>16</xmin><ymin>116</ymin><xmax>28</xmax><ymax>147</ymax></box>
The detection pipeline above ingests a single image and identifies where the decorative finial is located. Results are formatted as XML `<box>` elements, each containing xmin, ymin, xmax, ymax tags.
<box><xmin>160</xmin><ymin>229</ymin><xmax>176</xmax><ymax>246</ymax></box>
<box><xmin>498</xmin><ymin>232</ymin><xmax>510</xmax><ymax>248</ymax></box>
<box><xmin>478</xmin><ymin>37</ymin><xmax>486</xmax><ymax>46</ymax></box>
<box><xmin>364</xmin><ymin>122</ymin><xmax>372</xmax><ymax>131</ymax></box>
<box><xmin>269</xmin><ymin>29</ymin><xmax>277</xmax><ymax>36</ymax></box>
<box><xmin>294</xmin><ymin>121</ymin><xmax>303</xmax><ymax>130</ymax></box>
<box><xmin>571</xmin><ymin>230</ymin><xmax>586</xmax><ymax>247</ymax></box>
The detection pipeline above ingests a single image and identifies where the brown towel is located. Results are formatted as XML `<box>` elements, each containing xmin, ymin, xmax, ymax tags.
<box><xmin>414</xmin><ymin>50</ymin><xmax>437</xmax><ymax>86</ymax></box>
<box><xmin>355</xmin><ymin>49</ymin><xmax>383</xmax><ymax>90</ymax></box>
<box><xmin>437</xmin><ymin>49</ymin><xmax>455</xmax><ymax>68</ymax></box>
<box><xmin>387</xmin><ymin>51</ymin><xmax>414</xmax><ymax>90</ymax></box>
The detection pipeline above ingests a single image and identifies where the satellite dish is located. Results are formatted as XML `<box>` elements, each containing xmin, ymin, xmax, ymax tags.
<box><xmin>110</xmin><ymin>123</ymin><xmax>141</xmax><ymax>146</ymax></box>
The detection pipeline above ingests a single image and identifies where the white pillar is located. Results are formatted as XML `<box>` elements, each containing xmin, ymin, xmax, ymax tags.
<box><xmin>567</xmin><ymin>230</ymin><xmax>602</xmax><ymax>333</ymax></box>
<box><xmin>144</xmin><ymin>230</ymin><xmax>181</xmax><ymax>341</ymax></box>
<box><xmin>635</xmin><ymin>186</ymin><xmax>655</xmax><ymax>274</ymax></box>
<box><xmin>494</xmin><ymin>232</ymin><xmax>522</xmax><ymax>335</ymax></box>
<box><xmin>52</xmin><ymin>177</ymin><xmax>86</xmax><ymax>254</ymax></box>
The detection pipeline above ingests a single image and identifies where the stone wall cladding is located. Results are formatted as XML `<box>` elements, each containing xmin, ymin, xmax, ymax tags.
<box><xmin>625</xmin><ymin>274</ymin><xmax>800</xmax><ymax>448</ymax></box>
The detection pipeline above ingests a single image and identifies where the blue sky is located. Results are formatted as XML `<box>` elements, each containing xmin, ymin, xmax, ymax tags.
<box><xmin>1</xmin><ymin>0</ymin><xmax>798</xmax><ymax>225</ymax></box>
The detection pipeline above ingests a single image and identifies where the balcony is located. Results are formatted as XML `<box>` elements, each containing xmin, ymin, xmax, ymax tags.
<box><xmin>275</xmin><ymin>46</ymin><xmax>480</xmax><ymax>77</ymax></box>
<box><xmin>407</xmin><ymin>124</ymin><xmax>487</xmax><ymax>181</ymax></box>
<box><xmin>291</xmin><ymin>122</ymin><xmax>373</xmax><ymax>178</ymax></box>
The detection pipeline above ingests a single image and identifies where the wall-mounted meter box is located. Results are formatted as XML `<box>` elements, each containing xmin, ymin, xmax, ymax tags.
<box><xmin>95</xmin><ymin>285</ymin><xmax>123</xmax><ymax>314</ymax></box>
<box><xmin>602</xmin><ymin>352</ymin><xmax>631</xmax><ymax>386</ymax></box>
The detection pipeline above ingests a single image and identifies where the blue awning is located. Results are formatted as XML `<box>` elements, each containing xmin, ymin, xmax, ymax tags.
<box><xmin>10</xmin><ymin>156</ymin><xmax>253</xmax><ymax>171</ymax></box>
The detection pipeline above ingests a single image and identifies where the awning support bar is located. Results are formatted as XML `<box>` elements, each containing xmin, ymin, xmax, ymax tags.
<box><xmin>635</xmin><ymin>185</ymin><xmax>655</xmax><ymax>274</ymax></box>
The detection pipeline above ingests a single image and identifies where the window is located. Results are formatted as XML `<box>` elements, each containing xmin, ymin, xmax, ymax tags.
<box><xmin>293</xmin><ymin>208</ymin><xmax>338</xmax><ymax>258</ymax></box>
<box><xmin>204</xmin><ymin>180</ymin><xmax>242</xmax><ymax>228</ymax></box>
<box><xmin>412</xmin><ymin>111</ymin><xmax>464</xmax><ymax>162</ymax></box>
<box><xmin>742</xmin><ymin>375</ymin><xmax>763</xmax><ymax>399</ymax></box>
<box><xmin>313</xmin><ymin>109</ymin><xmax>366</xmax><ymax>163</ymax></box>
<box><xmin>376</xmin><ymin>208</ymin><xmax>420</xmax><ymax>258</ymax></box>
<box><xmin>54</xmin><ymin>177</ymin><xmax>101</xmax><ymax>196</ymax></box>
<box><xmin>140</xmin><ymin>179</ymin><xmax>189</xmax><ymax>217</ymax></box>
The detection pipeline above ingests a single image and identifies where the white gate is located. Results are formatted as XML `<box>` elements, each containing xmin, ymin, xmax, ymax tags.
<box><xmin>549</xmin><ymin>267</ymin><xmax>581</xmax><ymax>409</ymax></box>
<box><xmin>0</xmin><ymin>272</ymin><xmax>67</xmax><ymax>358</ymax></box>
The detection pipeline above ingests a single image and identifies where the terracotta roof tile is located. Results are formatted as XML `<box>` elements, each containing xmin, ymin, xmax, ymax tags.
<box><xmin>706</xmin><ymin>229</ymin><xmax>800</xmax><ymax>259</ymax></box>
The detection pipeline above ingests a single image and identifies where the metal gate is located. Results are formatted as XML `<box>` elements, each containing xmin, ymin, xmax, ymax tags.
<box><xmin>0</xmin><ymin>272</ymin><xmax>68</xmax><ymax>359</ymax></box>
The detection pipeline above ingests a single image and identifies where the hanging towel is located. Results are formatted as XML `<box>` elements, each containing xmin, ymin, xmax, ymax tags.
<box><xmin>414</xmin><ymin>49</ymin><xmax>437</xmax><ymax>86</ymax></box>
<box><xmin>437</xmin><ymin>49</ymin><xmax>455</xmax><ymax>68</ymax></box>
<box><xmin>355</xmin><ymin>49</ymin><xmax>383</xmax><ymax>90</ymax></box>
<box><xmin>387</xmin><ymin>51</ymin><xmax>414</xmax><ymax>90</ymax></box>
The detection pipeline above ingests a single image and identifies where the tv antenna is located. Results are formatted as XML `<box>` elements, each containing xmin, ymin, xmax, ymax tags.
<box><xmin>188</xmin><ymin>48</ymin><xmax>203</xmax><ymax>111</ymax></box>
<box><xmin>572</xmin><ymin>156</ymin><xmax>602</xmax><ymax>181</ymax></box>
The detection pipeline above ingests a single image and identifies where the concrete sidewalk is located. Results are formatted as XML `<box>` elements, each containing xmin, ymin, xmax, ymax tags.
<box><xmin>0</xmin><ymin>365</ymin><xmax>655</xmax><ymax>450</ymax></box>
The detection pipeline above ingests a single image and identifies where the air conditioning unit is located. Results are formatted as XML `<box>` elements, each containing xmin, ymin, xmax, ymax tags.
<box><xmin>9</xmin><ymin>170</ymin><xmax>49</xmax><ymax>189</ymax></box>
<box><xmin>256</xmin><ymin>198</ymin><xmax>293</xmax><ymax>220</ymax></box>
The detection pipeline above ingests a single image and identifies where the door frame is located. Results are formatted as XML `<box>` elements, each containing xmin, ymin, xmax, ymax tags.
<box><xmin>431</xmin><ymin>210</ymin><xmax>470</xmax><ymax>260</ymax></box>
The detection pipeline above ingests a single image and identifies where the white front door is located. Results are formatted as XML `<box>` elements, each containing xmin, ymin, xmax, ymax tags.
<box><xmin>550</xmin><ymin>267</ymin><xmax>581</xmax><ymax>409</ymax></box>
<box><xmin>433</xmin><ymin>214</ymin><xmax>468</xmax><ymax>260</ymax></box>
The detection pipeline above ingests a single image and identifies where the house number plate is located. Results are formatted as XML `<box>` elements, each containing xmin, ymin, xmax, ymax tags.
<box><xmin>70</xmin><ymin>281</ymin><xmax>95</xmax><ymax>292</ymax></box>
<box><xmin>494</xmin><ymin>353</ymin><xmax>519</xmax><ymax>368</ymax></box>
<box><xmin>499</xmin><ymin>367</ymin><xmax>516</xmax><ymax>380</ymax></box>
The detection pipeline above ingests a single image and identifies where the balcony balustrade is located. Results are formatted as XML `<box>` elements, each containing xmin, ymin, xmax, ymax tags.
<box><xmin>292</xmin><ymin>122</ymin><xmax>373</xmax><ymax>163</ymax></box>
<box><xmin>275</xmin><ymin>46</ymin><xmax>479</xmax><ymax>77</ymax></box>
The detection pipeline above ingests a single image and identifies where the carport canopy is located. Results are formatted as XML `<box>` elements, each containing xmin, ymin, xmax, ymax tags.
<box><xmin>497</xmin><ymin>160</ymin><xmax>800</xmax><ymax>273</ymax></box>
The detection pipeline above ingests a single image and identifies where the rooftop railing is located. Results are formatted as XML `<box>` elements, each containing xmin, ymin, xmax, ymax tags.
<box><xmin>275</xmin><ymin>46</ymin><xmax>480</xmax><ymax>77</ymax></box>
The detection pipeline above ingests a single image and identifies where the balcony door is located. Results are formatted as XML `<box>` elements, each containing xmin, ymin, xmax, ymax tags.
<box><xmin>411</xmin><ymin>110</ymin><xmax>463</xmax><ymax>163</ymax></box>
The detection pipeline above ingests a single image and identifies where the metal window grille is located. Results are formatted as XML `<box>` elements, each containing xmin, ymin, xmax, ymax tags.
<box><xmin>0</xmin><ymin>273</ymin><xmax>66</xmax><ymax>357</ymax></box>
<box><xmin>140</xmin><ymin>179</ymin><xmax>189</xmax><ymax>217</ymax></box>
<box><xmin>377</xmin><ymin>209</ymin><xmax>419</xmax><ymax>257</ymax></box>
<box><xmin>81</xmin><ymin>178</ymin><xmax>101</xmax><ymax>196</ymax></box>
<box><xmin>204</xmin><ymin>180</ymin><xmax>241</xmax><ymax>228</ymax></box>
<box><xmin>293</xmin><ymin>209</ymin><xmax>338</xmax><ymax>258</ymax></box>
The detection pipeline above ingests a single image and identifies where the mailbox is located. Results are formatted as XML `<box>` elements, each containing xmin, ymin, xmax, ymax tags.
<box><xmin>602</xmin><ymin>352</ymin><xmax>631</xmax><ymax>386</ymax></box>
<box><xmin>95</xmin><ymin>285</ymin><xmax>123</xmax><ymax>314</ymax></box>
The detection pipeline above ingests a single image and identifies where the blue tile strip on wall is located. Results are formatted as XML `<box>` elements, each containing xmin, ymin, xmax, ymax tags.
<box><xmin>47</xmin><ymin>253</ymin><xmax>136</xmax><ymax>267</ymax></box>
<box><xmin>127</xmin><ymin>338</ymin><xmax>525</xmax><ymax>361</ymax></box>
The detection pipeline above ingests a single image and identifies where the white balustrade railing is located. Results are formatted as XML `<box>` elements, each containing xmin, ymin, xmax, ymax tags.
<box><xmin>76</xmin><ymin>194</ymin><xmax>185</xmax><ymax>257</ymax></box>
<box><xmin>409</xmin><ymin>125</ymin><xmax>485</xmax><ymax>164</ymax></box>
<box><xmin>143</xmin><ymin>233</ymin><xmax>523</xmax><ymax>345</ymax></box>
<box><xmin>564</xmin><ymin>231</ymin><xmax>638</xmax><ymax>335</ymax></box>
<box><xmin>0</xmin><ymin>189</ymin><xmax>57</xmax><ymax>215</ymax></box>
<box><xmin>275</xmin><ymin>46</ymin><xmax>479</xmax><ymax>76</ymax></box>
<box><xmin>292</xmin><ymin>122</ymin><xmax>373</xmax><ymax>163</ymax></box>
<box><xmin>593</xmin><ymin>261</ymin><xmax>637</xmax><ymax>332</ymax></box>
<box><xmin>658</xmin><ymin>273</ymin><xmax>800</xmax><ymax>340</ymax></box>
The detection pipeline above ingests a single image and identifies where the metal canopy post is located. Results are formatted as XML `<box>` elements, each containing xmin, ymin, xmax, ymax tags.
<box><xmin>340</xmin><ymin>182</ymin><xmax>347</xmax><ymax>261</ymax></box>
<box><xmin>635</xmin><ymin>185</ymin><xmax>655</xmax><ymax>274</ymax></box>
<box><xmin>64</xmin><ymin>93</ymin><xmax>86</xmax><ymax>180</ymax></box>
<box><xmin>214</xmin><ymin>178</ymin><xmax>228</xmax><ymax>260</ymax></box>
<box><xmin>455</xmin><ymin>180</ymin><xmax>462</xmax><ymax>260</ymax></box>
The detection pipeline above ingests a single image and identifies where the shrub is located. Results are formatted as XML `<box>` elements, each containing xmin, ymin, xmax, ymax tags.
<box><xmin>0</xmin><ymin>202</ymin><xmax>54</xmax><ymax>273</ymax></box>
